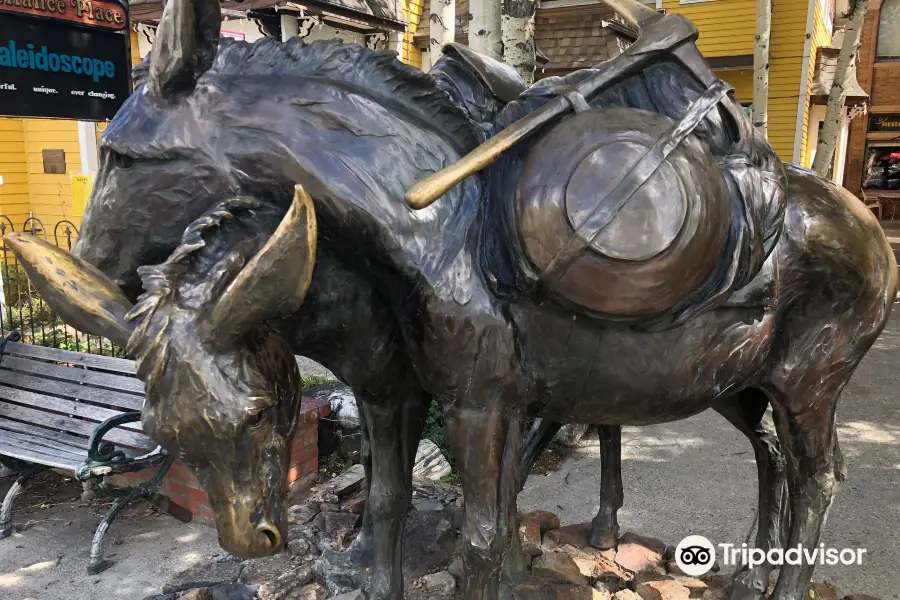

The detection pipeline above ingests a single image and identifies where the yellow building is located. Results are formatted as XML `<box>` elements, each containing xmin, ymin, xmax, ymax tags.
<box><xmin>0</xmin><ymin>30</ymin><xmax>141</xmax><ymax>237</ymax></box>
<box><xmin>1</xmin><ymin>0</ymin><xmax>414</xmax><ymax>231</ymax></box>
<box><xmin>665</xmin><ymin>0</ymin><xmax>854</xmax><ymax>173</ymax></box>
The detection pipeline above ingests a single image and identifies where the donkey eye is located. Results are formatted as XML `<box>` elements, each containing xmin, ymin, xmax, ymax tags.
<box><xmin>113</xmin><ymin>151</ymin><xmax>135</xmax><ymax>169</ymax></box>
<box><xmin>247</xmin><ymin>407</ymin><xmax>272</xmax><ymax>429</ymax></box>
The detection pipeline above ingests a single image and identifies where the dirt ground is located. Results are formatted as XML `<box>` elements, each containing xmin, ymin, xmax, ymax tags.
<box><xmin>0</xmin><ymin>470</ymin><xmax>220</xmax><ymax>600</ymax></box>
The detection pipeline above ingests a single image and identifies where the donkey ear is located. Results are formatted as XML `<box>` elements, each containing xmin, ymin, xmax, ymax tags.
<box><xmin>4</xmin><ymin>234</ymin><xmax>134</xmax><ymax>349</ymax></box>
<box><xmin>208</xmin><ymin>185</ymin><xmax>317</xmax><ymax>344</ymax></box>
<box><xmin>147</xmin><ymin>0</ymin><xmax>221</xmax><ymax>99</ymax></box>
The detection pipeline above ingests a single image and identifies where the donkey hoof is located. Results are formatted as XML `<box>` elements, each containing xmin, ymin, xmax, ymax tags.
<box><xmin>589</xmin><ymin>528</ymin><xmax>618</xmax><ymax>550</ymax></box>
<box><xmin>346</xmin><ymin>533</ymin><xmax>375</xmax><ymax>567</ymax></box>
<box><xmin>86</xmin><ymin>558</ymin><xmax>113</xmax><ymax>575</ymax></box>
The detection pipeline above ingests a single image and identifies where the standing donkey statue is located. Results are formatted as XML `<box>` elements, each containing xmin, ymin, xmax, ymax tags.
<box><xmin>8</xmin><ymin>0</ymin><xmax>897</xmax><ymax>597</ymax></box>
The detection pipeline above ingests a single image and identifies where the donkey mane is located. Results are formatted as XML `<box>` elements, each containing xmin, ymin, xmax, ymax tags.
<box><xmin>127</xmin><ymin>197</ymin><xmax>262</xmax><ymax>323</ymax></box>
<box><xmin>134</xmin><ymin>37</ymin><xmax>478</xmax><ymax>153</ymax></box>
<box><xmin>124</xmin><ymin>197</ymin><xmax>264</xmax><ymax>384</ymax></box>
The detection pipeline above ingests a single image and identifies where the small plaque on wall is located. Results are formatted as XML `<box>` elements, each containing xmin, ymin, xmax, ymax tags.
<box><xmin>42</xmin><ymin>150</ymin><xmax>66</xmax><ymax>175</ymax></box>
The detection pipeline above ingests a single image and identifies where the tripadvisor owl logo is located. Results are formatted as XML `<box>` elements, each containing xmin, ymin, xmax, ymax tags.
<box><xmin>675</xmin><ymin>535</ymin><xmax>869</xmax><ymax>575</ymax></box>
<box><xmin>675</xmin><ymin>535</ymin><xmax>716</xmax><ymax>576</ymax></box>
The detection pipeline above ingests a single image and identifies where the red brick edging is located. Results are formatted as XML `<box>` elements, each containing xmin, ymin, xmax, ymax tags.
<box><xmin>107</xmin><ymin>396</ymin><xmax>330</xmax><ymax>520</ymax></box>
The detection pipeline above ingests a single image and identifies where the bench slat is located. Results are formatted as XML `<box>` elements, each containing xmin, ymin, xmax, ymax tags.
<box><xmin>0</xmin><ymin>370</ymin><xmax>143</xmax><ymax>412</ymax></box>
<box><xmin>0</xmin><ymin>356</ymin><xmax>145</xmax><ymax>395</ymax></box>
<box><xmin>0</xmin><ymin>416</ymin><xmax>89</xmax><ymax>451</ymax></box>
<box><xmin>0</xmin><ymin>435</ymin><xmax>81</xmax><ymax>471</ymax></box>
<box><xmin>4</xmin><ymin>342</ymin><xmax>136</xmax><ymax>374</ymax></box>
<box><xmin>0</xmin><ymin>403</ymin><xmax>155</xmax><ymax>450</ymax></box>
<box><xmin>0</xmin><ymin>427</ymin><xmax>88</xmax><ymax>461</ymax></box>
<box><xmin>0</xmin><ymin>386</ymin><xmax>143</xmax><ymax>433</ymax></box>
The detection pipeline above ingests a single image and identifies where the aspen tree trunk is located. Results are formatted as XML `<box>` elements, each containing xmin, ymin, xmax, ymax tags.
<box><xmin>813</xmin><ymin>0</ymin><xmax>869</xmax><ymax>177</ymax></box>
<box><xmin>429</xmin><ymin>0</ymin><xmax>456</xmax><ymax>65</ymax></box>
<box><xmin>501</xmin><ymin>0</ymin><xmax>536</xmax><ymax>84</ymax></box>
<box><xmin>752</xmin><ymin>0</ymin><xmax>771</xmax><ymax>135</ymax></box>
<box><xmin>469</xmin><ymin>0</ymin><xmax>502</xmax><ymax>59</ymax></box>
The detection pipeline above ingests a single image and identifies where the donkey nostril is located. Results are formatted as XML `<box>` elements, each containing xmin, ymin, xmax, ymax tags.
<box><xmin>257</xmin><ymin>524</ymin><xmax>280</xmax><ymax>548</ymax></box>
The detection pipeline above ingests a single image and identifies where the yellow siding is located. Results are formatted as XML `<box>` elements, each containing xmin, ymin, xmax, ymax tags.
<box><xmin>22</xmin><ymin>119</ymin><xmax>81</xmax><ymax>228</ymax></box>
<box><xmin>663</xmin><ymin>0</ymin><xmax>755</xmax><ymax>58</ymax></box>
<box><xmin>0</xmin><ymin>119</ymin><xmax>30</xmax><ymax>226</ymax></box>
<box><xmin>715</xmin><ymin>68</ymin><xmax>753</xmax><ymax>103</ymax></box>
<box><xmin>798</xmin><ymin>1</ymin><xmax>832</xmax><ymax>166</ymax></box>
<box><xmin>668</xmin><ymin>0</ymin><xmax>834</xmax><ymax>164</ymax></box>
<box><xmin>765</xmin><ymin>0</ymin><xmax>810</xmax><ymax>163</ymax></box>
<box><xmin>402</xmin><ymin>0</ymin><xmax>424</xmax><ymax>68</ymax></box>
<box><xmin>131</xmin><ymin>29</ymin><xmax>141</xmax><ymax>67</ymax></box>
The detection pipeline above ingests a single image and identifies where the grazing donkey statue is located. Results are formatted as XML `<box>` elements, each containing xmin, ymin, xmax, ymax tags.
<box><xmin>10</xmin><ymin>0</ymin><xmax>897</xmax><ymax>598</ymax></box>
<box><xmin>7</xmin><ymin>189</ymin><xmax>317</xmax><ymax>558</ymax></box>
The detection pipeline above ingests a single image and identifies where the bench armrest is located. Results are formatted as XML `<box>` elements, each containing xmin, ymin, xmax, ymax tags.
<box><xmin>77</xmin><ymin>412</ymin><xmax>170</xmax><ymax>482</ymax></box>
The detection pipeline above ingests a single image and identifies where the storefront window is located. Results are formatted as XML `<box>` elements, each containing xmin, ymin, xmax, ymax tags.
<box><xmin>863</xmin><ymin>145</ymin><xmax>900</xmax><ymax>190</ymax></box>
<box><xmin>877</xmin><ymin>0</ymin><xmax>900</xmax><ymax>61</ymax></box>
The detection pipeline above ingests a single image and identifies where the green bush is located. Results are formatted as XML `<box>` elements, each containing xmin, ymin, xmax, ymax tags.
<box><xmin>423</xmin><ymin>399</ymin><xmax>454</xmax><ymax>469</ymax></box>
<box><xmin>32</xmin><ymin>329</ymin><xmax>124</xmax><ymax>357</ymax></box>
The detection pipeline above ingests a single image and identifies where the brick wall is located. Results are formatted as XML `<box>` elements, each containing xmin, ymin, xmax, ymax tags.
<box><xmin>107</xmin><ymin>399</ymin><xmax>329</xmax><ymax>521</ymax></box>
<box><xmin>843</xmin><ymin>0</ymin><xmax>900</xmax><ymax>195</ymax></box>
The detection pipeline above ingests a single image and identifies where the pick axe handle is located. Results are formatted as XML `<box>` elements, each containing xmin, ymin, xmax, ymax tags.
<box><xmin>405</xmin><ymin>50</ymin><xmax>661</xmax><ymax>210</ymax></box>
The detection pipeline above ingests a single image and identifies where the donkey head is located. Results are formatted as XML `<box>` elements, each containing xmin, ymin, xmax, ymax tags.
<box><xmin>73</xmin><ymin>0</ymin><xmax>232</xmax><ymax>298</ymax></box>
<box><xmin>6</xmin><ymin>186</ymin><xmax>316</xmax><ymax>559</ymax></box>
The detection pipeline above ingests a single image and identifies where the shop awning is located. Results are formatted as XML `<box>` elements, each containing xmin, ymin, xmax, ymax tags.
<box><xmin>810</xmin><ymin>45</ymin><xmax>868</xmax><ymax>106</ymax></box>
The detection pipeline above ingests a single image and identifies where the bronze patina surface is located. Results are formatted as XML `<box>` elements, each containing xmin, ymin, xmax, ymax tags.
<box><xmin>7</xmin><ymin>187</ymin><xmax>317</xmax><ymax>558</ymax></box>
<box><xmin>10</xmin><ymin>0</ymin><xmax>898</xmax><ymax>599</ymax></box>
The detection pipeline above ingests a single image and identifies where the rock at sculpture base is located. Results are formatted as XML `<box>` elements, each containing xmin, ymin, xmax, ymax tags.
<box><xmin>521</xmin><ymin>510</ymin><xmax>562</xmax><ymax>535</ymax></box>
<box><xmin>555</xmin><ymin>423</ymin><xmax>591</xmax><ymax>447</ymax></box>
<box><xmin>320</xmin><ymin>385</ymin><xmax>362</xmax><ymax>460</ymax></box>
<box><xmin>513</xmin><ymin>583</ymin><xmax>609</xmax><ymax>599</ymax></box>
<box><xmin>614</xmin><ymin>533</ymin><xmax>667</xmax><ymax>573</ymax></box>
<box><xmin>147</xmin><ymin>472</ymin><xmax>884</xmax><ymax>600</ymax></box>
<box><xmin>807</xmin><ymin>583</ymin><xmax>839</xmax><ymax>600</ymax></box>
<box><xmin>520</xmin><ymin>517</ymin><xmax>544</xmax><ymax>557</ymax></box>
<box><xmin>413</xmin><ymin>439</ymin><xmax>453</xmax><ymax>480</ymax></box>
<box><xmin>636</xmin><ymin>577</ymin><xmax>691</xmax><ymax>600</ymax></box>
<box><xmin>319</xmin><ymin>464</ymin><xmax>366</xmax><ymax>497</ymax></box>
<box><xmin>332</xmin><ymin>591</ymin><xmax>367</xmax><ymax>600</ymax></box>
<box><xmin>416</xmin><ymin>571</ymin><xmax>458</xmax><ymax>595</ymax></box>
<box><xmin>532</xmin><ymin>552</ymin><xmax>589</xmax><ymax>585</ymax></box>
<box><xmin>545</xmin><ymin>523</ymin><xmax>599</xmax><ymax>551</ymax></box>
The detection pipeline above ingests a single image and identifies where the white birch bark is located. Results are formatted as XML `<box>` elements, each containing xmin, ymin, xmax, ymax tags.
<box><xmin>813</xmin><ymin>0</ymin><xmax>870</xmax><ymax>177</ymax></box>
<box><xmin>752</xmin><ymin>0</ymin><xmax>772</xmax><ymax>135</ymax></box>
<box><xmin>429</xmin><ymin>0</ymin><xmax>457</xmax><ymax>63</ymax></box>
<box><xmin>469</xmin><ymin>0</ymin><xmax>502</xmax><ymax>59</ymax></box>
<box><xmin>501</xmin><ymin>0</ymin><xmax>536</xmax><ymax>84</ymax></box>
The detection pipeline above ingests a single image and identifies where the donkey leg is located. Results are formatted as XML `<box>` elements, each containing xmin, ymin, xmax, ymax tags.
<box><xmin>520</xmin><ymin>419</ymin><xmax>562</xmax><ymax>484</ymax></box>
<box><xmin>347</xmin><ymin>397</ymin><xmax>375</xmax><ymax>565</ymax></box>
<box><xmin>714</xmin><ymin>391</ymin><xmax>789</xmax><ymax>600</ymax></box>
<box><xmin>589</xmin><ymin>425</ymin><xmax>623</xmax><ymax>550</ymax></box>
<box><xmin>448</xmin><ymin>401</ymin><xmax>525</xmax><ymax>600</ymax></box>
<box><xmin>766</xmin><ymin>394</ymin><xmax>841</xmax><ymax>600</ymax></box>
<box><xmin>363</xmin><ymin>394</ymin><xmax>429</xmax><ymax>600</ymax></box>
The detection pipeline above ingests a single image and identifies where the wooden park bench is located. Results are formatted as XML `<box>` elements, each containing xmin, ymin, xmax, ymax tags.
<box><xmin>0</xmin><ymin>332</ymin><xmax>185</xmax><ymax>574</ymax></box>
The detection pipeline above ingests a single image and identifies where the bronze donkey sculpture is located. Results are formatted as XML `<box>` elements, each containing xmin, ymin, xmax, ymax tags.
<box><xmin>7</xmin><ymin>189</ymin><xmax>317</xmax><ymax>559</ymax></box>
<box><xmin>77</xmin><ymin>11</ymin><xmax>796</xmax><ymax>598</ymax></box>
<box><xmin>9</xmin><ymin>0</ymin><xmax>898</xmax><ymax>597</ymax></box>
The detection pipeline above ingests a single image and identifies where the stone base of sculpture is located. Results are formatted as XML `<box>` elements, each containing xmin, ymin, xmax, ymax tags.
<box><xmin>146</xmin><ymin>476</ymin><xmax>881</xmax><ymax>600</ymax></box>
